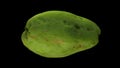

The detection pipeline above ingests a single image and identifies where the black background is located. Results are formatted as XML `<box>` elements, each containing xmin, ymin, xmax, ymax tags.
<box><xmin>2</xmin><ymin>0</ymin><xmax>118</xmax><ymax>67</ymax></box>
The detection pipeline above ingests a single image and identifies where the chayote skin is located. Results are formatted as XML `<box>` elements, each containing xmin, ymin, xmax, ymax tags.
<box><xmin>21</xmin><ymin>11</ymin><xmax>101</xmax><ymax>58</ymax></box>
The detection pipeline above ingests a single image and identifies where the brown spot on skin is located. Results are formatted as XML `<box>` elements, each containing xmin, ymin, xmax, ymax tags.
<box><xmin>73</xmin><ymin>44</ymin><xmax>82</xmax><ymax>49</ymax></box>
<box><xmin>45</xmin><ymin>38</ymin><xmax>49</xmax><ymax>42</ymax></box>
<box><xmin>29</xmin><ymin>34</ymin><xmax>49</xmax><ymax>42</ymax></box>
<box><xmin>29</xmin><ymin>35</ymin><xmax>37</xmax><ymax>39</ymax></box>
<box><xmin>52</xmin><ymin>39</ymin><xmax>64</xmax><ymax>45</ymax></box>
<box><xmin>38</xmin><ymin>32</ymin><xmax>49</xmax><ymax>42</ymax></box>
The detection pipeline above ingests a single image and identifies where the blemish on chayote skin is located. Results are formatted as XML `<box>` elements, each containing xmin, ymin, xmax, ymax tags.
<box><xmin>21</xmin><ymin>10</ymin><xmax>101</xmax><ymax>58</ymax></box>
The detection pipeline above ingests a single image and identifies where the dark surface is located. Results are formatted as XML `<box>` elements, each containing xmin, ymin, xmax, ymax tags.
<box><xmin>3</xmin><ymin>0</ymin><xmax>117</xmax><ymax>67</ymax></box>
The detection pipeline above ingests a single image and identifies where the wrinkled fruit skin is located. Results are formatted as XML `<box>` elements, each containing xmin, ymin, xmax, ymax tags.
<box><xmin>21</xmin><ymin>11</ymin><xmax>101</xmax><ymax>58</ymax></box>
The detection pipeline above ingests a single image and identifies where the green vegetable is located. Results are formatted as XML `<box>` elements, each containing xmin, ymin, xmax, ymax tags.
<box><xmin>21</xmin><ymin>10</ymin><xmax>101</xmax><ymax>58</ymax></box>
